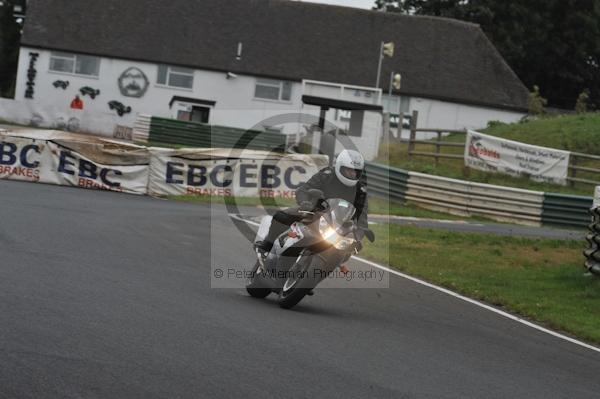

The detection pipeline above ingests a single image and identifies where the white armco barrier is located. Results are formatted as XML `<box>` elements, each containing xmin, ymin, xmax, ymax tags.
<box><xmin>0</xmin><ymin>129</ymin><xmax>328</xmax><ymax>197</ymax></box>
<box><xmin>594</xmin><ymin>186</ymin><xmax>600</xmax><ymax>209</ymax></box>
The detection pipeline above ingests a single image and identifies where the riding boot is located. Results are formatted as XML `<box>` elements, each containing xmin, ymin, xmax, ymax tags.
<box><xmin>256</xmin><ymin>219</ymin><xmax>289</xmax><ymax>252</ymax></box>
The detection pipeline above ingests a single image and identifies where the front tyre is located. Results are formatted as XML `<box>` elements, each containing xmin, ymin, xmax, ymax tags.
<box><xmin>277</xmin><ymin>285</ymin><xmax>311</xmax><ymax>309</ymax></box>
<box><xmin>246</xmin><ymin>261</ymin><xmax>271</xmax><ymax>298</ymax></box>
<box><xmin>277</xmin><ymin>257</ymin><xmax>320</xmax><ymax>309</ymax></box>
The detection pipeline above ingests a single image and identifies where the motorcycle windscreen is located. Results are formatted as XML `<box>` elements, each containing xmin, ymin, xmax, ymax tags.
<box><xmin>325</xmin><ymin>198</ymin><xmax>356</xmax><ymax>226</ymax></box>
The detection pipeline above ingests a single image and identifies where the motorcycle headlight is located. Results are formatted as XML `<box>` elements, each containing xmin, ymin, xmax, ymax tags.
<box><xmin>319</xmin><ymin>216</ymin><xmax>355</xmax><ymax>250</ymax></box>
<box><xmin>319</xmin><ymin>216</ymin><xmax>337</xmax><ymax>242</ymax></box>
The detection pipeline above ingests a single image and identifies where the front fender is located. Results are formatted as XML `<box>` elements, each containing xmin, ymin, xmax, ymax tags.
<box><xmin>307</xmin><ymin>246</ymin><xmax>347</xmax><ymax>280</ymax></box>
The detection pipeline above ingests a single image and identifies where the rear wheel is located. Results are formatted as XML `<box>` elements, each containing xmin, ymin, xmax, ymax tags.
<box><xmin>246</xmin><ymin>261</ymin><xmax>271</xmax><ymax>298</ymax></box>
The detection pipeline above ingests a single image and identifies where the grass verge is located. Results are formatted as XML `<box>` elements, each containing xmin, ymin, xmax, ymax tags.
<box><xmin>362</xmin><ymin>223</ymin><xmax>600</xmax><ymax>344</ymax></box>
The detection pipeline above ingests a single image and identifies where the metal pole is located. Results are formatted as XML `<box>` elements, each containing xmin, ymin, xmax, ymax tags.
<box><xmin>408</xmin><ymin>110</ymin><xmax>418</xmax><ymax>158</ymax></box>
<box><xmin>375</xmin><ymin>41</ymin><xmax>384</xmax><ymax>88</ymax></box>
<box><xmin>382</xmin><ymin>71</ymin><xmax>394</xmax><ymax>143</ymax></box>
<box><xmin>387</xmin><ymin>71</ymin><xmax>394</xmax><ymax>111</ymax></box>
<box><xmin>317</xmin><ymin>107</ymin><xmax>335</xmax><ymax>166</ymax></box>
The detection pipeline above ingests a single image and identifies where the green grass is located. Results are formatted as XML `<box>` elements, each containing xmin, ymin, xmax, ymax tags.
<box><xmin>377</xmin><ymin>113</ymin><xmax>600</xmax><ymax>196</ymax></box>
<box><xmin>362</xmin><ymin>223</ymin><xmax>600</xmax><ymax>344</ymax></box>
<box><xmin>168</xmin><ymin>194</ymin><xmax>482</xmax><ymax>221</ymax></box>
<box><xmin>483</xmin><ymin>113</ymin><xmax>600</xmax><ymax>154</ymax></box>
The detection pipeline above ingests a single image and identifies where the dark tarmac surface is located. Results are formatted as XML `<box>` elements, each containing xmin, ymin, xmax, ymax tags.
<box><xmin>1</xmin><ymin>180</ymin><xmax>598</xmax><ymax>399</ymax></box>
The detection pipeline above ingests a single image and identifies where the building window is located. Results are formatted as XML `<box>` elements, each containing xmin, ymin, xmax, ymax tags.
<box><xmin>254</xmin><ymin>78</ymin><xmax>292</xmax><ymax>101</ymax></box>
<box><xmin>177</xmin><ymin>106</ymin><xmax>210</xmax><ymax>124</ymax></box>
<box><xmin>157</xmin><ymin>65</ymin><xmax>194</xmax><ymax>89</ymax></box>
<box><xmin>49</xmin><ymin>52</ymin><xmax>100</xmax><ymax>76</ymax></box>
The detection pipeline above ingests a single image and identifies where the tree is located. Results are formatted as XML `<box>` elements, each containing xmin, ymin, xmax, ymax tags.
<box><xmin>575</xmin><ymin>89</ymin><xmax>590</xmax><ymax>114</ymax></box>
<box><xmin>528</xmin><ymin>85</ymin><xmax>547</xmax><ymax>115</ymax></box>
<box><xmin>0</xmin><ymin>0</ymin><xmax>25</xmax><ymax>98</ymax></box>
<box><xmin>374</xmin><ymin>0</ymin><xmax>600</xmax><ymax>110</ymax></box>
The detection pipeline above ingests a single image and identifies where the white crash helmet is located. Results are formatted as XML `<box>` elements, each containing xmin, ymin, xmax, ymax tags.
<box><xmin>334</xmin><ymin>150</ymin><xmax>364</xmax><ymax>187</ymax></box>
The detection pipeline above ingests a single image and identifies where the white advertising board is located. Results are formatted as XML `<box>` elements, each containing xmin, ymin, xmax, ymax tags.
<box><xmin>148</xmin><ymin>148</ymin><xmax>329</xmax><ymax>198</ymax></box>
<box><xmin>1</xmin><ymin>130</ymin><xmax>329</xmax><ymax>198</ymax></box>
<box><xmin>465</xmin><ymin>130</ymin><xmax>570</xmax><ymax>185</ymax></box>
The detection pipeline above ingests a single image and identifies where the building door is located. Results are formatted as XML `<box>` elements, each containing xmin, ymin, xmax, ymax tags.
<box><xmin>191</xmin><ymin>106</ymin><xmax>210</xmax><ymax>124</ymax></box>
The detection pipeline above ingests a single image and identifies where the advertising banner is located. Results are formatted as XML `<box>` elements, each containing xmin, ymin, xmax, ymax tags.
<box><xmin>1</xmin><ymin>130</ymin><xmax>150</xmax><ymax>194</ymax></box>
<box><xmin>148</xmin><ymin>148</ymin><xmax>329</xmax><ymax>198</ymax></box>
<box><xmin>465</xmin><ymin>130</ymin><xmax>571</xmax><ymax>185</ymax></box>
<box><xmin>2</xmin><ymin>130</ymin><xmax>329</xmax><ymax>198</ymax></box>
<box><xmin>40</xmin><ymin>141</ymin><xmax>149</xmax><ymax>195</ymax></box>
<box><xmin>0</xmin><ymin>134</ymin><xmax>43</xmax><ymax>183</ymax></box>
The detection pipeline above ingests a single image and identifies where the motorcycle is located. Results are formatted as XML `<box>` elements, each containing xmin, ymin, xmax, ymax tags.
<box><xmin>246</xmin><ymin>189</ymin><xmax>375</xmax><ymax>309</ymax></box>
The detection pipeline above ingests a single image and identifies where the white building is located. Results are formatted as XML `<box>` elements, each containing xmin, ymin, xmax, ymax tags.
<box><xmin>7</xmin><ymin>0</ymin><xmax>529</xmax><ymax>160</ymax></box>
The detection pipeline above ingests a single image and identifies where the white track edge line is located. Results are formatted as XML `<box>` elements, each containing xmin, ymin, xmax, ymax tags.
<box><xmin>232</xmin><ymin>214</ymin><xmax>600</xmax><ymax>354</ymax></box>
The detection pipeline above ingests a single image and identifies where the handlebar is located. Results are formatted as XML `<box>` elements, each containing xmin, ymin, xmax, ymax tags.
<box><xmin>298</xmin><ymin>210</ymin><xmax>315</xmax><ymax>215</ymax></box>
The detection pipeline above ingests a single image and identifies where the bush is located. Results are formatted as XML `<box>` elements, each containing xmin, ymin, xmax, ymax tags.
<box><xmin>528</xmin><ymin>85</ymin><xmax>547</xmax><ymax>115</ymax></box>
<box><xmin>575</xmin><ymin>89</ymin><xmax>590</xmax><ymax>114</ymax></box>
<box><xmin>486</xmin><ymin>120</ymin><xmax>505</xmax><ymax>128</ymax></box>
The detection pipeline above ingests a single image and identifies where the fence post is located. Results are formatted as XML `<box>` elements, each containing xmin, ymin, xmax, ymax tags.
<box><xmin>569</xmin><ymin>155</ymin><xmax>578</xmax><ymax>187</ymax></box>
<box><xmin>381</xmin><ymin>112</ymin><xmax>390</xmax><ymax>145</ymax></box>
<box><xmin>408</xmin><ymin>110</ymin><xmax>418</xmax><ymax>158</ymax></box>
<box><xmin>435</xmin><ymin>130</ymin><xmax>442</xmax><ymax>166</ymax></box>
<box><xmin>396</xmin><ymin>112</ymin><xmax>404</xmax><ymax>142</ymax></box>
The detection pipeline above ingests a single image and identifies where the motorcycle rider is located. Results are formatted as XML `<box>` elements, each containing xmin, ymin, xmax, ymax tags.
<box><xmin>255</xmin><ymin>149</ymin><xmax>368</xmax><ymax>254</ymax></box>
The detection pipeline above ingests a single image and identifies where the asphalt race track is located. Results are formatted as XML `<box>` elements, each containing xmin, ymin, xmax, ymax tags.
<box><xmin>1</xmin><ymin>179</ymin><xmax>599</xmax><ymax>398</ymax></box>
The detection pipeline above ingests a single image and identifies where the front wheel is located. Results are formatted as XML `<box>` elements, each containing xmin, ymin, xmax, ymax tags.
<box><xmin>278</xmin><ymin>285</ymin><xmax>311</xmax><ymax>309</ymax></box>
<box><xmin>246</xmin><ymin>261</ymin><xmax>271</xmax><ymax>298</ymax></box>
<box><xmin>277</xmin><ymin>257</ymin><xmax>321</xmax><ymax>309</ymax></box>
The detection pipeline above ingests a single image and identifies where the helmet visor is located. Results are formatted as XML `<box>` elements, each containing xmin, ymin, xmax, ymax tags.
<box><xmin>340</xmin><ymin>166</ymin><xmax>362</xmax><ymax>181</ymax></box>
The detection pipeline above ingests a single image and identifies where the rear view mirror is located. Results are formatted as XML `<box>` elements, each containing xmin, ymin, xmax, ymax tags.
<box><xmin>364</xmin><ymin>229</ymin><xmax>375</xmax><ymax>243</ymax></box>
<box><xmin>308</xmin><ymin>189</ymin><xmax>324</xmax><ymax>200</ymax></box>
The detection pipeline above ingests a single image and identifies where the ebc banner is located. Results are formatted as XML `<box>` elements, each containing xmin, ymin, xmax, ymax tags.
<box><xmin>41</xmin><ymin>141</ymin><xmax>149</xmax><ymax>195</ymax></box>
<box><xmin>0</xmin><ymin>135</ymin><xmax>43</xmax><ymax>182</ymax></box>
<box><xmin>148</xmin><ymin>148</ymin><xmax>328</xmax><ymax>197</ymax></box>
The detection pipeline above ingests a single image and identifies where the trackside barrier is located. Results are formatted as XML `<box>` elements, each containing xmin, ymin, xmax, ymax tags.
<box><xmin>0</xmin><ymin>129</ymin><xmax>593</xmax><ymax>228</ymax></box>
<box><xmin>583</xmin><ymin>187</ymin><xmax>600</xmax><ymax>275</ymax></box>
<box><xmin>406</xmin><ymin>172</ymin><xmax>544</xmax><ymax>225</ymax></box>
<box><xmin>0</xmin><ymin>130</ymin><xmax>328</xmax><ymax>197</ymax></box>
<box><xmin>145</xmin><ymin>117</ymin><xmax>288</xmax><ymax>152</ymax></box>
<box><xmin>132</xmin><ymin>114</ymin><xmax>151</xmax><ymax>142</ymax></box>
<box><xmin>366</xmin><ymin>161</ymin><xmax>594</xmax><ymax>228</ymax></box>
<box><xmin>542</xmin><ymin>193</ymin><xmax>594</xmax><ymax>228</ymax></box>
<box><xmin>364</xmin><ymin>162</ymin><xmax>408</xmax><ymax>203</ymax></box>
<box><xmin>584</xmin><ymin>207</ymin><xmax>600</xmax><ymax>276</ymax></box>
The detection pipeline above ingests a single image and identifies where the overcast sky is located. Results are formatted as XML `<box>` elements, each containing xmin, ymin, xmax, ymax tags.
<box><xmin>300</xmin><ymin>0</ymin><xmax>375</xmax><ymax>10</ymax></box>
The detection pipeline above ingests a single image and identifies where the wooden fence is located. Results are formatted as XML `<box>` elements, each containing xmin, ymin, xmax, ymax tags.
<box><xmin>400</xmin><ymin>111</ymin><xmax>600</xmax><ymax>186</ymax></box>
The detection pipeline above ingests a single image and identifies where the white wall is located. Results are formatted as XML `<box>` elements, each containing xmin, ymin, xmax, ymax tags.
<box><xmin>14</xmin><ymin>47</ymin><xmax>309</xmax><ymax>134</ymax></box>
<box><xmin>11</xmin><ymin>47</ymin><xmax>384</xmax><ymax>159</ymax></box>
<box><xmin>397</xmin><ymin>96</ymin><xmax>525</xmax><ymax>140</ymax></box>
